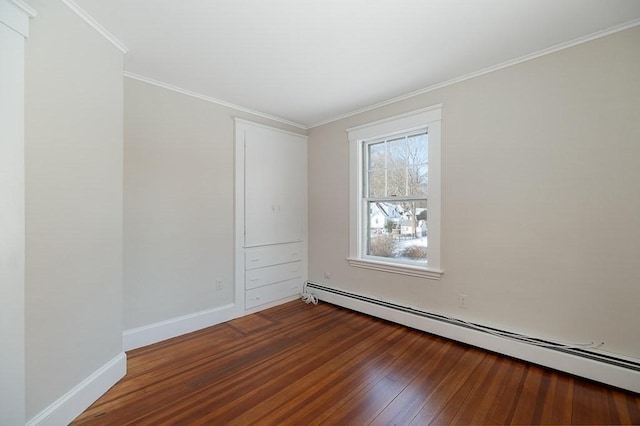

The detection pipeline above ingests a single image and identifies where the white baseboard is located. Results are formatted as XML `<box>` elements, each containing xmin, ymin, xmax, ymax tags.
<box><xmin>311</xmin><ymin>285</ymin><xmax>640</xmax><ymax>394</ymax></box>
<box><xmin>123</xmin><ymin>303</ymin><xmax>241</xmax><ymax>351</ymax></box>
<box><xmin>26</xmin><ymin>352</ymin><xmax>126</xmax><ymax>426</ymax></box>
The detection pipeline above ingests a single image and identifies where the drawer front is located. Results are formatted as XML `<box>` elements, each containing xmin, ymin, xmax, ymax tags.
<box><xmin>245</xmin><ymin>261</ymin><xmax>302</xmax><ymax>290</ymax></box>
<box><xmin>246</xmin><ymin>279</ymin><xmax>301</xmax><ymax>309</ymax></box>
<box><xmin>245</xmin><ymin>242</ymin><xmax>303</xmax><ymax>270</ymax></box>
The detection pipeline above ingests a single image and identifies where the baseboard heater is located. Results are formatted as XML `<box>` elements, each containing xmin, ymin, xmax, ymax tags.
<box><xmin>306</xmin><ymin>281</ymin><xmax>640</xmax><ymax>393</ymax></box>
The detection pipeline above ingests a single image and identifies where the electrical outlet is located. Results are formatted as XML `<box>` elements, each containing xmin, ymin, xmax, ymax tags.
<box><xmin>458</xmin><ymin>294</ymin><xmax>467</xmax><ymax>308</ymax></box>
<box><xmin>323</xmin><ymin>271</ymin><xmax>331</xmax><ymax>280</ymax></box>
<box><xmin>215</xmin><ymin>279</ymin><xmax>223</xmax><ymax>291</ymax></box>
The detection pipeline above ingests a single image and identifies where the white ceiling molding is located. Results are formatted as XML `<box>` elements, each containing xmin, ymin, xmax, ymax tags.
<box><xmin>310</xmin><ymin>18</ymin><xmax>640</xmax><ymax>129</ymax></box>
<box><xmin>70</xmin><ymin>0</ymin><xmax>640</xmax><ymax>127</ymax></box>
<box><xmin>9</xmin><ymin>0</ymin><xmax>37</xmax><ymax>17</ymax></box>
<box><xmin>1</xmin><ymin>0</ymin><xmax>36</xmax><ymax>36</ymax></box>
<box><xmin>124</xmin><ymin>72</ymin><xmax>308</xmax><ymax>130</ymax></box>
<box><xmin>125</xmin><ymin>14</ymin><xmax>640</xmax><ymax>133</ymax></box>
<box><xmin>61</xmin><ymin>0</ymin><xmax>128</xmax><ymax>54</ymax></box>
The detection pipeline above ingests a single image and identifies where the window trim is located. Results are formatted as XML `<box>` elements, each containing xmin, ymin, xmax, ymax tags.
<box><xmin>347</xmin><ymin>105</ymin><xmax>443</xmax><ymax>279</ymax></box>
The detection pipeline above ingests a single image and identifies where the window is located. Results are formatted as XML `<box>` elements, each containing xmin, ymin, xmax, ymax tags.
<box><xmin>347</xmin><ymin>105</ymin><xmax>442</xmax><ymax>279</ymax></box>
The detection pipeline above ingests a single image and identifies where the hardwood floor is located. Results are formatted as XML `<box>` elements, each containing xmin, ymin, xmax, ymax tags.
<box><xmin>73</xmin><ymin>301</ymin><xmax>640</xmax><ymax>425</ymax></box>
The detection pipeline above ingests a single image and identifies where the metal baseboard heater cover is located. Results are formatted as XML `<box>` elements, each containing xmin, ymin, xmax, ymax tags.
<box><xmin>306</xmin><ymin>282</ymin><xmax>640</xmax><ymax>374</ymax></box>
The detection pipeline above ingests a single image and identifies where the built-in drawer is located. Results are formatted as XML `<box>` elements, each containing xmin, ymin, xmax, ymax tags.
<box><xmin>245</xmin><ymin>278</ymin><xmax>301</xmax><ymax>309</ymax></box>
<box><xmin>245</xmin><ymin>261</ymin><xmax>302</xmax><ymax>290</ymax></box>
<box><xmin>245</xmin><ymin>242</ymin><xmax>302</xmax><ymax>270</ymax></box>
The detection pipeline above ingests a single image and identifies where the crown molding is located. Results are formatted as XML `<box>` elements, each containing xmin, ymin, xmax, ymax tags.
<box><xmin>61</xmin><ymin>0</ymin><xmax>128</xmax><ymax>54</ymax></box>
<box><xmin>124</xmin><ymin>71</ymin><xmax>308</xmax><ymax>130</ymax></box>
<box><xmin>9</xmin><ymin>0</ymin><xmax>36</xmax><ymax>17</ymax></box>
<box><xmin>309</xmin><ymin>18</ymin><xmax>640</xmax><ymax>129</ymax></box>
<box><xmin>1</xmin><ymin>0</ymin><xmax>36</xmax><ymax>37</ymax></box>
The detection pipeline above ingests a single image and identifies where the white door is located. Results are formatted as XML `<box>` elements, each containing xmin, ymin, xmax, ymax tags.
<box><xmin>244</xmin><ymin>124</ymin><xmax>306</xmax><ymax>247</ymax></box>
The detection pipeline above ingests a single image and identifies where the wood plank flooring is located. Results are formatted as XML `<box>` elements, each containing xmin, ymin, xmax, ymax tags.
<box><xmin>72</xmin><ymin>300</ymin><xmax>640</xmax><ymax>425</ymax></box>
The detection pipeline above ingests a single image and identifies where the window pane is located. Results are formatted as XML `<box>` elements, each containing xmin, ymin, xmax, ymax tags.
<box><xmin>407</xmin><ymin>133</ymin><xmax>428</xmax><ymax>166</ymax></box>
<box><xmin>386</xmin><ymin>167</ymin><xmax>406</xmax><ymax>197</ymax></box>
<box><xmin>366</xmin><ymin>200</ymin><xmax>427</xmax><ymax>262</ymax></box>
<box><xmin>408</xmin><ymin>165</ymin><xmax>428</xmax><ymax>196</ymax></box>
<box><xmin>387</xmin><ymin>137</ymin><xmax>406</xmax><ymax>166</ymax></box>
<box><xmin>368</xmin><ymin>142</ymin><xmax>385</xmax><ymax>169</ymax></box>
<box><xmin>368</xmin><ymin>170</ymin><xmax>386</xmax><ymax>198</ymax></box>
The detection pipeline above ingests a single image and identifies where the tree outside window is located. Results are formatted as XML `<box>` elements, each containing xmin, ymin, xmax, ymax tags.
<box><xmin>364</xmin><ymin>131</ymin><xmax>428</xmax><ymax>263</ymax></box>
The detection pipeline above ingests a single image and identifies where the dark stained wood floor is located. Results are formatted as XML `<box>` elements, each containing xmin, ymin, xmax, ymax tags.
<box><xmin>73</xmin><ymin>300</ymin><xmax>640</xmax><ymax>425</ymax></box>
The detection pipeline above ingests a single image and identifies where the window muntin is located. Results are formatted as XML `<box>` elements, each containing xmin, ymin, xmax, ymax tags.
<box><xmin>363</xmin><ymin>131</ymin><xmax>428</xmax><ymax>264</ymax></box>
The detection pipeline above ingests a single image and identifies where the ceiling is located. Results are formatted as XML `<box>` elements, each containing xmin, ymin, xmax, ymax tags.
<box><xmin>73</xmin><ymin>0</ymin><xmax>640</xmax><ymax>128</ymax></box>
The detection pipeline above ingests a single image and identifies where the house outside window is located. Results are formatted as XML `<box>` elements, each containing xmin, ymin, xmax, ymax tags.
<box><xmin>347</xmin><ymin>105</ymin><xmax>443</xmax><ymax>279</ymax></box>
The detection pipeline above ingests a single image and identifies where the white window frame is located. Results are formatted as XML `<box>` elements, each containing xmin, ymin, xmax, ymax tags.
<box><xmin>347</xmin><ymin>105</ymin><xmax>443</xmax><ymax>279</ymax></box>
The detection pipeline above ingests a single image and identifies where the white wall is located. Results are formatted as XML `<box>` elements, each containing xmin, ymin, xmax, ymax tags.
<box><xmin>0</xmin><ymin>1</ymin><xmax>31</xmax><ymax>423</ymax></box>
<box><xmin>24</xmin><ymin>0</ymin><xmax>124</xmax><ymax>420</ymax></box>
<box><xmin>124</xmin><ymin>78</ymin><xmax>305</xmax><ymax>331</ymax></box>
<box><xmin>308</xmin><ymin>26</ymin><xmax>640</xmax><ymax>360</ymax></box>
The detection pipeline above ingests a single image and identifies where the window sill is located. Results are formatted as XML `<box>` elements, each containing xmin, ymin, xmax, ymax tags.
<box><xmin>346</xmin><ymin>257</ymin><xmax>443</xmax><ymax>280</ymax></box>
